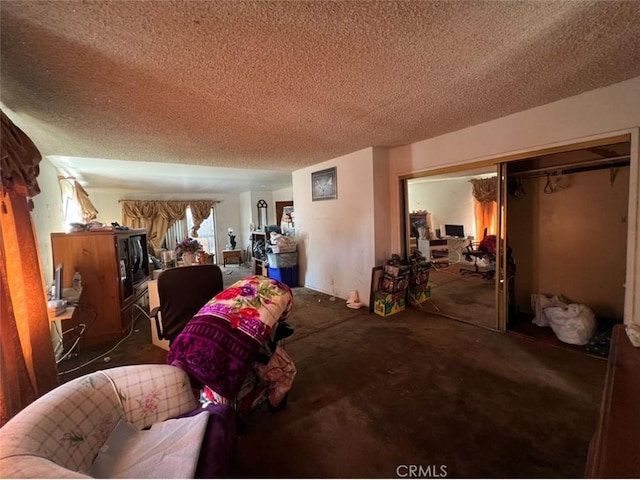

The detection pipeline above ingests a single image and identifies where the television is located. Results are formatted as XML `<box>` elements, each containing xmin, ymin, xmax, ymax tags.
<box><xmin>53</xmin><ymin>263</ymin><xmax>63</xmax><ymax>300</ymax></box>
<box><xmin>444</xmin><ymin>224</ymin><xmax>465</xmax><ymax>238</ymax></box>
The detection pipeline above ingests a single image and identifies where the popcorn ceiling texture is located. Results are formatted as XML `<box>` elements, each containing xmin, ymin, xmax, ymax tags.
<box><xmin>1</xmin><ymin>0</ymin><xmax>640</xmax><ymax>172</ymax></box>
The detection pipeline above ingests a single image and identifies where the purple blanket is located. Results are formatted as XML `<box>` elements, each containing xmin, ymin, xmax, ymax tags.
<box><xmin>177</xmin><ymin>404</ymin><xmax>237</xmax><ymax>478</ymax></box>
<box><xmin>167</xmin><ymin>314</ymin><xmax>260</xmax><ymax>400</ymax></box>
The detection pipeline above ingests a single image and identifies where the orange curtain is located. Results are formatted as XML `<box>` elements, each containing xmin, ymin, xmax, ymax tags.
<box><xmin>473</xmin><ymin>199</ymin><xmax>498</xmax><ymax>240</ymax></box>
<box><xmin>1</xmin><ymin>110</ymin><xmax>59</xmax><ymax>426</ymax></box>
<box><xmin>469</xmin><ymin>177</ymin><xmax>498</xmax><ymax>240</ymax></box>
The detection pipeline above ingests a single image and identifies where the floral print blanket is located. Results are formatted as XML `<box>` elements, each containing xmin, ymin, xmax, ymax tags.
<box><xmin>167</xmin><ymin>275</ymin><xmax>294</xmax><ymax>400</ymax></box>
<box><xmin>195</xmin><ymin>275</ymin><xmax>293</xmax><ymax>343</ymax></box>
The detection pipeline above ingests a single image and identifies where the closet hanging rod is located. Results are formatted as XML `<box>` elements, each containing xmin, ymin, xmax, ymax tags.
<box><xmin>508</xmin><ymin>155</ymin><xmax>630</xmax><ymax>179</ymax></box>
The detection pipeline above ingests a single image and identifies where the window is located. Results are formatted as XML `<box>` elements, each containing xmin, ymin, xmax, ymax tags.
<box><xmin>164</xmin><ymin>206</ymin><xmax>217</xmax><ymax>254</ymax></box>
<box><xmin>58</xmin><ymin>178</ymin><xmax>82</xmax><ymax>230</ymax></box>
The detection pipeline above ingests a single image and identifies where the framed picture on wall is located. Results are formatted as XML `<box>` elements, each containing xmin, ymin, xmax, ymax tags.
<box><xmin>311</xmin><ymin>167</ymin><xmax>337</xmax><ymax>201</ymax></box>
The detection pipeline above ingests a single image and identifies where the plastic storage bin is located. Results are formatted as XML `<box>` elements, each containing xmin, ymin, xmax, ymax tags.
<box><xmin>268</xmin><ymin>266</ymin><xmax>299</xmax><ymax>288</ymax></box>
<box><xmin>267</xmin><ymin>252</ymin><xmax>298</xmax><ymax>268</ymax></box>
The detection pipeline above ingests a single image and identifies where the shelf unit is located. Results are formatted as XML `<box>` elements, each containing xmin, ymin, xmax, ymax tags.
<box><xmin>250</xmin><ymin>231</ymin><xmax>267</xmax><ymax>275</ymax></box>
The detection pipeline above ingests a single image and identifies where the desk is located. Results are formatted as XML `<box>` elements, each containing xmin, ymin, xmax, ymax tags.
<box><xmin>222</xmin><ymin>249</ymin><xmax>242</xmax><ymax>267</ymax></box>
<box><xmin>48</xmin><ymin>287</ymin><xmax>82</xmax><ymax>322</ymax></box>
<box><xmin>49</xmin><ymin>287</ymin><xmax>84</xmax><ymax>361</ymax></box>
<box><xmin>417</xmin><ymin>238</ymin><xmax>472</xmax><ymax>265</ymax></box>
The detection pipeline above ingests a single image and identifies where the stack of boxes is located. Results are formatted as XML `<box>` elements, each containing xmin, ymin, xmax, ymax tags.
<box><xmin>373</xmin><ymin>252</ymin><xmax>433</xmax><ymax>316</ymax></box>
<box><xmin>408</xmin><ymin>251</ymin><xmax>432</xmax><ymax>306</ymax></box>
<box><xmin>373</xmin><ymin>259</ymin><xmax>411</xmax><ymax>317</ymax></box>
<box><xmin>266</xmin><ymin>236</ymin><xmax>298</xmax><ymax>287</ymax></box>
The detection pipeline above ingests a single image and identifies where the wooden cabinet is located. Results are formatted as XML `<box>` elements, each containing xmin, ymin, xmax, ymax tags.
<box><xmin>51</xmin><ymin>229</ymin><xmax>150</xmax><ymax>347</ymax></box>
<box><xmin>585</xmin><ymin>325</ymin><xmax>640</xmax><ymax>478</ymax></box>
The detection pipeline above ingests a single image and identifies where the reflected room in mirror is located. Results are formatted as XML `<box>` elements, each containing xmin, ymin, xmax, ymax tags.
<box><xmin>406</xmin><ymin>168</ymin><xmax>498</xmax><ymax>330</ymax></box>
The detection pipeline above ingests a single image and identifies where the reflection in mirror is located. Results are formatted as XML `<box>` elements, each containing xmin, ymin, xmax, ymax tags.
<box><xmin>406</xmin><ymin>166</ymin><xmax>499</xmax><ymax>330</ymax></box>
<box><xmin>257</xmin><ymin>199</ymin><xmax>268</xmax><ymax>229</ymax></box>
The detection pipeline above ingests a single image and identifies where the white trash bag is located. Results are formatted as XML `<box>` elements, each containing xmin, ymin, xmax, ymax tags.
<box><xmin>545</xmin><ymin>303</ymin><xmax>597</xmax><ymax>346</ymax></box>
<box><xmin>531</xmin><ymin>293</ymin><xmax>567</xmax><ymax>327</ymax></box>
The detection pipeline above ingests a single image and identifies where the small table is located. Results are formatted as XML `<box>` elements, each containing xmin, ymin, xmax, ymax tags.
<box><xmin>222</xmin><ymin>249</ymin><xmax>243</xmax><ymax>267</ymax></box>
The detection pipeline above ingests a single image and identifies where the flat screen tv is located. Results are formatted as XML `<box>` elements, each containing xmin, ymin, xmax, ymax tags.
<box><xmin>444</xmin><ymin>224</ymin><xmax>465</xmax><ymax>238</ymax></box>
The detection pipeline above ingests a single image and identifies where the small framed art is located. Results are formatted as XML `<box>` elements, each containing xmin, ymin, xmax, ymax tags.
<box><xmin>311</xmin><ymin>167</ymin><xmax>337</xmax><ymax>201</ymax></box>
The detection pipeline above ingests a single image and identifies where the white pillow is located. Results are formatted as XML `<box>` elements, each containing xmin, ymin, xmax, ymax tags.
<box><xmin>90</xmin><ymin>413</ymin><xmax>208</xmax><ymax>478</ymax></box>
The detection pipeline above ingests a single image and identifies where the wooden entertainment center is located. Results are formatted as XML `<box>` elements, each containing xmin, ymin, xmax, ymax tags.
<box><xmin>51</xmin><ymin>229</ymin><xmax>150</xmax><ymax>347</ymax></box>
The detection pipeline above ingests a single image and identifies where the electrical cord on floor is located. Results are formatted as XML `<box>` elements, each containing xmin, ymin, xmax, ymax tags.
<box><xmin>53</xmin><ymin>302</ymin><xmax>98</xmax><ymax>364</ymax></box>
<box><xmin>55</xmin><ymin>323</ymin><xmax>86</xmax><ymax>364</ymax></box>
<box><xmin>57</xmin><ymin>303</ymin><xmax>145</xmax><ymax>376</ymax></box>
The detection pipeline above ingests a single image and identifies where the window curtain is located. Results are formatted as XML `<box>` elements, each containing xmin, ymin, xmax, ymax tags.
<box><xmin>121</xmin><ymin>200</ymin><xmax>217</xmax><ymax>255</ymax></box>
<box><xmin>188</xmin><ymin>201</ymin><xmax>214</xmax><ymax>237</ymax></box>
<box><xmin>1</xmin><ymin>110</ymin><xmax>59</xmax><ymax>426</ymax></box>
<box><xmin>57</xmin><ymin>177</ymin><xmax>99</xmax><ymax>224</ymax></box>
<box><xmin>469</xmin><ymin>177</ymin><xmax>498</xmax><ymax>240</ymax></box>
<box><xmin>73</xmin><ymin>180</ymin><xmax>98</xmax><ymax>222</ymax></box>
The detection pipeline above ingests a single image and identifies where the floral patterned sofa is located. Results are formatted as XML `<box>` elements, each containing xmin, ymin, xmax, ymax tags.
<box><xmin>0</xmin><ymin>364</ymin><xmax>235</xmax><ymax>478</ymax></box>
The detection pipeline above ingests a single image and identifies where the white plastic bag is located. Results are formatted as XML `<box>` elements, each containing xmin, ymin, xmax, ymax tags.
<box><xmin>531</xmin><ymin>293</ymin><xmax>566</xmax><ymax>327</ymax></box>
<box><xmin>545</xmin><ymin>303</ymin><xmax>597</xmax><ymax>346</ymax></box>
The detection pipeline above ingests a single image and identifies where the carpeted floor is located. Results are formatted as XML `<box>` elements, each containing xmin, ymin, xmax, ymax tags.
<box><xmin>417</xmin><ymin>261</ymin><xmax>496</xmax><ymax>329</ymax></box>
<box><xmin>57</xmin><ymin>265</ymin><xmax>607</xmax><ymax>478</ymax></box>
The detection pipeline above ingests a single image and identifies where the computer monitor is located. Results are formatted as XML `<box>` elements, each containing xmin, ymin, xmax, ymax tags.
<box><xmin>444</xmin><ymin>224</ymin><xmax>465</xmax><ymax>238</ymax></box>
<box><xmin>53</xmin><ymin>263</ymin><xmax>63</xmax><ymax>300</ymax></box>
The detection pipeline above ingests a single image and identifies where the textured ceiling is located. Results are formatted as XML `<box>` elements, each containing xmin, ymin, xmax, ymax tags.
<box><xmin>2</xmin><ymin>0</ymin><xmax>640</xmax><ymax>193</ymax></box>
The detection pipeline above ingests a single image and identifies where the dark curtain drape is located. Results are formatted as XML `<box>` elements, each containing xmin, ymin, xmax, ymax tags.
<box><xmin>0</xmin><ymin>110</ymin><xmax>59</xmax><ymax>426</ymax></box>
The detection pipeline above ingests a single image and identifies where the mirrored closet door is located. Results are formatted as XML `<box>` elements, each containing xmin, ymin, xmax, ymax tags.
<box><xmin>405</xmin><ymin>165</ymin><xmax>502</xmax><ymax>330</ymax></box>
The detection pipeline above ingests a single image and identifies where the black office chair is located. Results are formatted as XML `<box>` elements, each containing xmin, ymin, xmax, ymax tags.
<box><xmin>460</xmin><ymin>228</ymin><xmax>495</xmax><ymax>279</ymax></box>
<box><xmin>150</xmin><ymin>264</ymin><xmax>224</xmax><ymax>345</ymax></box>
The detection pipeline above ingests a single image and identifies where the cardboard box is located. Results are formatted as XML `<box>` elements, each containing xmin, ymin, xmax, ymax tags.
<box><xmin>408</xmin><ymin>283</ymin><xmax>431</xmax><ymax>305</ymax></box>
<box><xmin>269</xmin><ymin>244</ymin><xmax>297</xmax><ymax>254</ymax></box>
<box><xmin>411</xmin><ymin>264</ymin><xmax>431</xmax><ymax>286</ymax></box>
<box><xmin>384</xmin><ymin>263</ymin><xmax>411</xmax><ymax>277</ymax></box>
<box><xmin>381</xmin><ymin>273</ymin><xmax>410</xmax><ymax>293</ymax></box>
<box><xmin>374</xmin><ymin>290</ymin><xmax>406</xmax><ymax>317</ymax></box>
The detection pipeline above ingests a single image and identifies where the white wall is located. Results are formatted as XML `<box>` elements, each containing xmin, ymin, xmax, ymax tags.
<box><xmin>293</xmin><ymin>148</ymin><xmax>377</xmax><ymax>302</ymax></box>
<box><xmin>372</xmin><ymin>147</ymin><xmax>392</xmax><ymax>265</ymax></box>
<box><xmin>408</xmin><ymin>178</ymin><xmax>476</xmax><ymax>239</ymax></box>
<box><xmin>89</xmin><ymin>191</ymin><xmax>121</xmax><ymax>226</ymax></box>
<box><xmin>31</xmin><ymin>158</ymin><xmax>66</xmax><ymax>287</ymax></box>
<box><xmin>239</xmin><ymin>191</ymin><xmax>252</xmax><ymax>250</ymax></box>
<box><xmin>272</xmin><ymin>186</ymin><xmax>293</xmax><ymax>203</ymax></box>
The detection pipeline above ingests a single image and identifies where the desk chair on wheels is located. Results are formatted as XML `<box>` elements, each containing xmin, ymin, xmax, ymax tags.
<box><xmin>460</xmin><ymin>244</ymin><xmax>494</xmax><ymax>279</ymax></box>
<box><xmin>460</xmin><ymin>229</ymin><xmax>495</xmax><ymax>279</ymax></box>
<box><xmin>148</xmin><ymin>264</ymin><xmax>224</xmax><ymax>345</ymax></box>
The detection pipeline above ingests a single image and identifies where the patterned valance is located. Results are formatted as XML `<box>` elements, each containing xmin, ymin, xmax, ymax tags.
<box><xmin>469</xmin><ymin>177</ymin><xmax>497</xmax><ymax>203</ymax></box>
<box><xmin>1</xmin><ymin>110</ymin><xmax>42</xmax><ymax>198</ymax></box>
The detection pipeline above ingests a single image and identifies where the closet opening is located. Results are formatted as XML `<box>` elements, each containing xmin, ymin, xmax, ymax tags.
<box><xmin>504</xmin><ymin>140</ymin><xmax>631</xmax><ymax>358</ymax></box>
